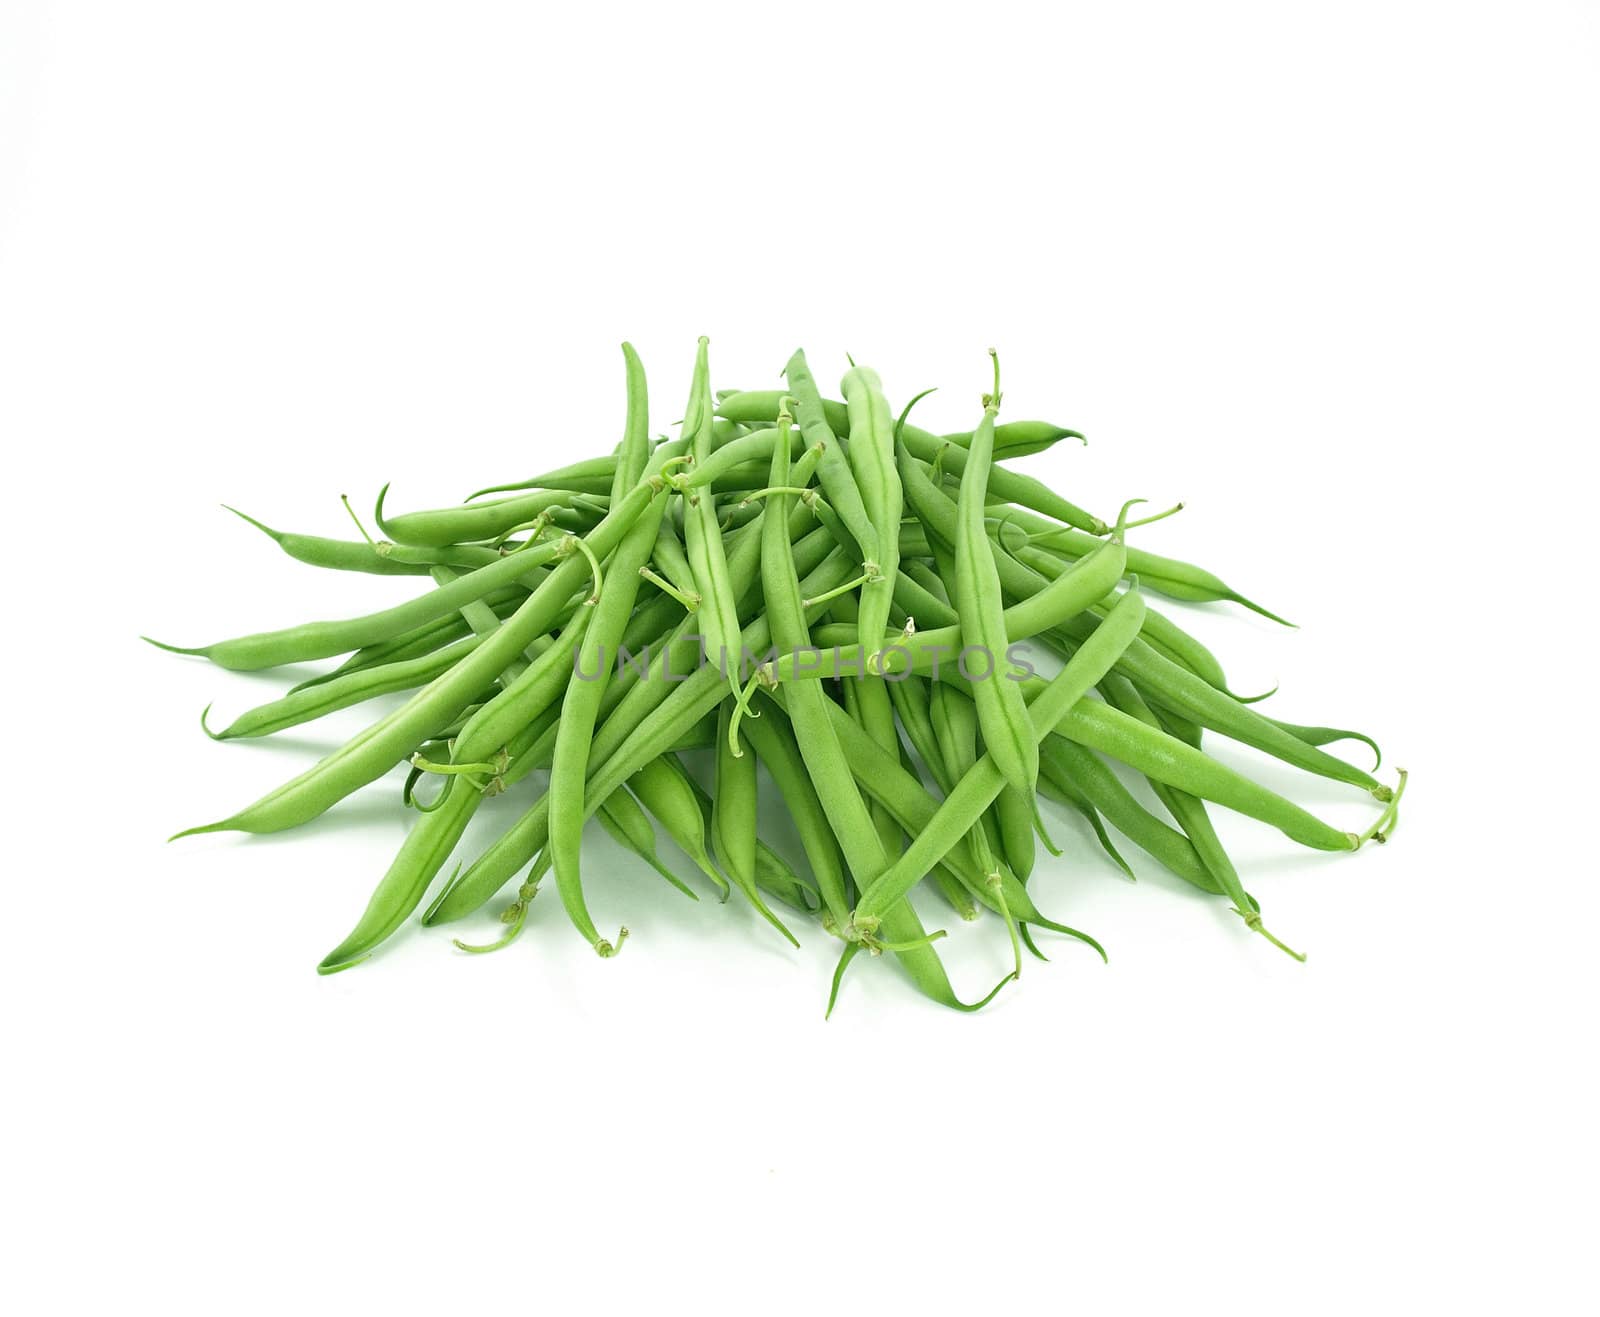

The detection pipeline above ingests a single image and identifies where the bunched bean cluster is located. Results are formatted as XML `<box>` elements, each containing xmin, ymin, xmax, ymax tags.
<box><xmin>151</xmin><ymin>342</ymin><xmax>1405</xmax><ymax>1010</ymax></box>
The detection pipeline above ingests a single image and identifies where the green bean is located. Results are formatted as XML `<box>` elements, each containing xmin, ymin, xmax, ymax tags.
<box><xmin>919</xmin><ymin>527</ymin><xmax>1030</xmax><ymax>880</ymax></box>
<box><xmin>680</xmin><ymin>339</ymin><xmax>751</xmax><ymax>718</ymax></box>
<box><xmin>316</xmin><ymin>699</ymin><xmax>569</xmax><ymax>972</ymax></box>
<box><xmin>1046</xmin><ymin>696</ymin><xmax>1361</xmax><ymax>851</ymax></box>
<box><xmin>430</xmin><ymin>565</ymin><xmax>539</xmax><ymax>688</ymax></box>
<box><xmin>288</xmin><ymin>596</ymin><xmax>525</xmax><ymax>694</ymax></box>
<box><xmin>890</xmin><ymin>675</ymin><xmax>1017</xmax><ymax>893</ymax></box>
<box><xmin>992</xmin><ymin>783</ymin><xmax>1039</xmax><ymax>882</ymax></box>
<box><xmin>676</xmin><ymin>427</ymin><xmax>787</xmax><ymax>490</ymax></box>
<box><xmin>1101</xmin><ymin>674</ymin><xmax>1301</xmax><ymax>958</ymax></box>
<box><xmin>1032</xmin><ymin>766</ymin><xmax>1137</xmax><ymax>882</ymax></box>
<box><xmin>201</xmin><ymin>633</ymin><xmax>486</xmax><ymax>741</ymax></box>
<box><xmin>223</xmin><ymin>505</ymin><xmax>508</xmax><ymax>576</ymax></box>
<box><xmin>1036</xmin><ymin>737</ymin><xmax>1214</xmax><ymax>891</ymax></box>
<box><xmin>713</xmin><ymin>703</ymin><xmax>798</xmax><ymax>945</ymax></box>
<box><xmin>830</xmin><ymin>593</ymin><xmax>904</xmax><ymax>862</ymax></box>
<box><xmin>172</xmin><ymin>478</ymin><xmax>663</xmax><ymax>839</ymax></box>
<box><xmin>941</xmin><ymin>418</ymin><xmax>1083</xmax><ymax>458</ymax></box>
<box><xmin>739</xmin><ymin>695</ymin><xmax>851</xmax><ymax>925</ymax></box>
<box><xmin>1044</xmin><ymin>612</ymin><xmax>1388</xmax><ymax>796</ymax></box>
<box><xmin>375</xmin><ymin>485</ymin><xmax>580</xmax><ymax>549</ymax></box>
<box><xmin>854</xmin><ymin>584</ymin><xmax>1149</xmax><ymax>926</ymax></box>
<box><xmin>784</xmin><ymin>349</ymin><xmax>878</xmax><ymax>567</ymax></box>
<box><xmin>792</xmin><ymin>691</ymin><xmax>1103</xmax><ymax>957</ymax></box>
<box><xmin>1012</xmin><ymin>541</ymin><xmax>1249</xmax><ymax>697</ymax></box>
<box><xmin>546</xmin><ymin>346</ymin><xmax>669</xmax><ymax>957</ymax></box>
<box><xmin>902</xmin><ymin>559</ymin><xmax>952</xmax><ymax>610</ymax></box>
<box><xmin>951</xmin><ymin>353</ymin><xmax>1037</xmax><ymax>801</ymax></box>
<box><xmin>647</xmin><ymin>521</ymin><xmax>701</xmax><ymax>610</ymax></box>
<box><xmin>838</xmin><ymin>366</ymin><xmax>908</xmax><ymax>859</ymax></box>
<box><xmin>1251</xmin><ymin>715</ymin><xmax>1383</xmax><ymax>771</ymax></box>
<box><xmin>146</xmin><ymin>524</ymin><xmax>576</xmax><ymax>671</ymax></box>
<box><xmin>596</xmin><ymin>788</ymin><xmax>698</xmax><ymax>903</ymax></box>
<box><xmin>466</xmin><ymin>457</ymin><xmax>618</xmax><ymax>502</ymax></box>
<box><xmin>751</xmin><ymin>400</ymin><xmax>897</xmax><ymax>932</ymax></box>
<box><xmin>753</xmin><ymin>842</ymin><xmax>821</xmax><ymax>915</ymax></box>
<box><xmin>880</xmin><ymin>713</ymin><xmax>982</xmax><ymax>921</ymax></box>
<box><xmin>628</xmin><ymin>752</ymin><xmax>730</xmax><ymax>900</ymax></box>
<box><xmin>1005</xmin><ymin>512</ymin><xmax>1291</xmax><ymax>625</ymax></box>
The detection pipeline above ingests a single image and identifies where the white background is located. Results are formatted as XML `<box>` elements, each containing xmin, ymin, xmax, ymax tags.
<box><xmin>3</xmin><ymin>2</ymin><xmax>1596</xmax><ymax>1313</ymax></box>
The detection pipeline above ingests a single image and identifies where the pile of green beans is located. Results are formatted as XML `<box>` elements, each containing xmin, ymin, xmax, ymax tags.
<box><xmin>151</xmin><ymin>341</ymin><xmax>1405</xmax><ymax>1010</ymax></box>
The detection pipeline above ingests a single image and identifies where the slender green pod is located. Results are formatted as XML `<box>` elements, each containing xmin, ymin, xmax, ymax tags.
<box><xmin>854</xmin><ymin>584</ymin><xmax>1149</xmax><ymax>925</ymax></box>
<box><xmin>202</xmin><ymin>633</ymin><xmax>485</xmax><ymax>741</ymax></box>
<box><xmin>546</xmin><ymin>345</ymin><xmax>666</xmax><ymax>957</ymax></box>
<box><xmin>712</xmin><ymin>704</ymin><xmax>798</xmax><ymax>946</ymax></box>
<box><xmin>739</xmin><ymin>696</ymin><xmax>851</xmax><ymax>925</ymax></box>
<box><xmin>628</xmin><ymin>752</ymin><xmax>730</xmax><ymax>900</ymax></box>
<box><xmin>146</xmin><ymin>519</ymin><xmax>580</xmax><ymax>671</ymax></box>
<box><xmin>680</xmin><ymin>339</ymin><xmax>751</xmax><ymax>719</ymax></box>
<box><xmin>595</xmin><ymin>788</ymin><xmax>698</xmax><ymax>902</ymax></box>
<box><xmin>784</xmin><ymin>349</ymin><xmax>878</xmax><ymax>567</ymax></box>
<box><xmin>223</xmin><ymin>505</ymin><xmax>507</xmax><ymax>576</ymax></box>
<box><xmin>1037</xmin><ymin>737</ymin><xmax>1217</xmax><ymax>892</ymax></box>
<box><xmin>171</xmin><ymin>479</ymin><xmax>662</xmax><ymax>838</ymax></box>
<box><xmin>952</xmin><ymin>352</ymin><xmax>1037</xmax><ymax>799</ymax></box>
<box><xmin>1101</xmin><ymin>674</ymin><xmax>1302</xmax><ymax>958</ymax></box>
<box><xmin>375</xmin><ymin>486</ymin><xmax>577</xmax><ymax>549</ymax></box>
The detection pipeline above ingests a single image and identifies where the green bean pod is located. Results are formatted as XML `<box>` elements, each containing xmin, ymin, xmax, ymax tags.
<box><xmin>628</xmin><ymin>753</ymin><xmax>730</xmax><ymax>900</ymax></box>
<box><xmin>706</xmin><ymin>716</ymin><xmax>797</xmax><ymax>945</ymax></box>
<box><xmin>951</xmin><ymin>366</ymin><xmax>1037</xmax><ymax>800</ymax></box>
<box><xmin>1101</xmin><ymin>674</ymin><xmax>1298</xmax><ymax>957</ymax></box>
<box><xmin>784</xmin><ymin>349</ymin><xmax>878</xmax><ymax>566</ymax></box>
<box><xmin>1037</xmin><ymin>737</ymin><xmax>1217</xmax><ymax>892</ymax></box>
<box><xmin>680</xmin><ymin>339</ymin><xmax>748</xmax><ymax>710</ymax></box>
<box><xmin>796</xmin><ymin>693</ymin><xmax>1103</xmax><ymax>957</ymax></box>
<box><xmin>1048</xmin><ymin>697</ymin><xmax>1359</xmax><ymax>851</ymax></box>
<box><xmin>375</xmin><ymin>486</ymin><xmax>579</xmax><ymax>549</ymax></box>
<box><xmin>545</xmin><ymin>348</ymin><xmax>671</xmax><ymax>954</ymax></box>
<box><xmin>595</xmin><ymin>788</ymin><xmax>698</xmax><ymax>902</ymax></box>
<box><xmin>147</xmin><ymin>537</ymin><xmax>564</xmax><ymax>671</ymax></box>
<box><xmin>854</xmin><ymin>584</ymin><xmax>1149</xmax><ymax>924</ymax></box>
<box><xmin>739</xmin><ymin>696</ymin><xmax>851</xmax><ymax>925</ymax></box>
<box><xmin>171</xmin><ymin>478</ymin><xmax>663</xmax><ymax>838</ymax></box>
<box><xmin>202</xmin><ymin>633</ymin><xmax>485</xmax><ymax>741</ymax></box>
<box><xmin>224</xmin><ymin>506</ymin><xmax>507</xmax><ymax>576</ymax></box>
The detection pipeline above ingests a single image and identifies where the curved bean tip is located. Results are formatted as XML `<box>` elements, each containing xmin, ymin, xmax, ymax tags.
<box><xmin>221</xmin><ymin>504</ymin><xmax>284</xmax><ymax>543</ymax></box>
<box><xmin>1230</xmin><ymin>592</ymin><xmax>1296</xmax><ymax>628</ymax></box>
<box><xmin>168</xmin><ymin>819</ymin><xmax>229</xmax><ymax>842</ymax></box>
<box><xmin>198</xmin><ymin>703</ymin><xmax>227</xmax><ymax>741</ymax></box>
<box><xmin>142</xmin><ymin>635</ymin><xmax>206</xmax><ymax>658</ymax></box>
<box><xmin>893</xmin><ymin>387</ymin><xmax>938</xmax><ymax>448</ymax></box>
<box><xmin>1230</xmin><ymin>682</ymin><xmax>1279</xmax><ymax>705</ymax></box>
<box><xmin>315</xmin><ymin>952</ymin><xmax>371</xmax><ymax>976</ymax></box>
<box><xmin>1112</xmin><ymin>498</ymin><xmax>1148</xmax><ymax>538</ymax></box>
